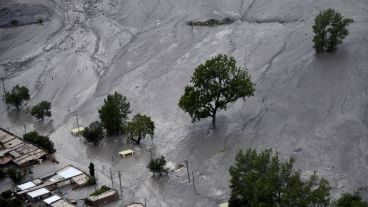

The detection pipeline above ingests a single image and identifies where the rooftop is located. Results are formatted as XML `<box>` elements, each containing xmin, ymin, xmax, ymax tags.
<box><xmin>43</xmin><ymin>195</ymin><xmax>61</xmax><ymax>204</ymax></box>
<box><xmin>17</xmin><ymin>181</ymin><xmax>36</xmax><ymax>191</ymax></box>
<box><xmin>3</xmin><ymin>137</ymin><xmax>23</xmax><ymax>149</ymax></box>
<box><xmin>51</xmin><ymin>199</ymin><xmax>76</xmax><ymax>207</ymax></box>
<box><xmin>71</xmin><ymin>173</ymin><xmax>89</xmax><ymax>186</ymax></box>
<box><xmin>27</xmin><ymin>188</ymin><xmax>50</xmax><ymax>198</ymax></box>
<box><xmin>87</xmin><ymin>189</ymin><xmax>118</xmax><ymax>202</ymax></box>
<box><xmin>57</xmin><ymin>166</ymin><xmax>83</xmax><ymax>179</ymax></box>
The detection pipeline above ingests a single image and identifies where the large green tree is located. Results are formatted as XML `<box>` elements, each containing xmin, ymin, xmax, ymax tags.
<box><xmin>126</xmin><ymin>113</ymin><xmax>155</xmax><ymax>145</ymax></box>
<box><xmin>313</xmin><ymin>9</ymin><xmax>353</xmax><ymax>52</ymax></box>
<box><xmin>23</xmin><ymin>131</ymin><xmax>56</xmax><ymax>154</ymax></box>
<box><xmin>4</xmin><ymin>85</ymin><xmax>30</xmax><ymax>110</ymax></box>
<box><xmin>83</xmin><ymin>121</ymin><xmax>104</xmax><ymax>145</ymax></box>
<box><xmin>229</xmin><ymin>149</ymin><xmax>331</xmax><ymax>207</ymax></box>
<box><xmin>98</xmin><ymin>92</ymin><xmax>131</xmax><ymax>136</ymax></box>
<box><xmin>178</xmin><ymin>54</ymin><xmax>255</xmax><ymax>128</ymax></box>
<box><xmin>31</xmin><ymin>101</ymin><xmax>51</xmax><ymax>120</ymax></box>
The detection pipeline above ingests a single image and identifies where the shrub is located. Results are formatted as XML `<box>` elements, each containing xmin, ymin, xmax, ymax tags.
<box><xmin>6</xmin><ymin>168</ymin><xmax>25</xmax><ymax>184</ymax></box>
<box><xmin>147</xmin><ymin>155</ymin><xmax>168</xmax><ymax>176</ymax></box>
<box><xmin>313</xmin><ymin>9</ymin><xmax>353</xmax><ymax>52</ymax></box>
<box><xmin>10</xmin><ymin>19</ymin><xmax>18</xmax><ymax>26</ymax></box>
<box><xmin>1</xmin><ymin>190</ymin><xmax>12</xmax><ymax>199</ymax></box>
<box><xmin>23</xmin><ymin>131</ymin><xmax>55</xmax><ymax>154</ymax></box>
<box><xmin>83</xmin><ymin>122</ymin><xmax>104</xmax><ymax>145</ymax></box>
<box><xmin>90</xmin><ymin>186</ymin><xmax>110</xmax><ymax>196</ymax></box>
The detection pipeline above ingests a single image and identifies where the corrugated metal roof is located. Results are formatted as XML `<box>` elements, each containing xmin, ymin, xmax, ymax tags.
<box><xmin>43</xmin><ymin>195</ymin><xmax>61</xmax><ymax>204</ymax></box>
<box><xmin>57</xmin><ymin>166</ymin><xmax>83</xmax><ymax>179</ymax></box>
<box><xmin>17</xmin><ymin>181</ymin><xmax>36</xmax><ymax>190</ymax></box>
<box><xmin>27</xmin><ymin>188</ymin><xmax>50</xmax><ymax>198</ymax></box>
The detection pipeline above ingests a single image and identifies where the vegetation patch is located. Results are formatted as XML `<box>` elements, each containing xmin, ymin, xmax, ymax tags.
<box><xmin>23</xmin><ymin>131</ymin><xmax>56</xmax><ymax>154</ymax></box>
<box><xmin>90</xmin><ymin>186</ymin><xmax>110</xmax><ymax>196</ymax></box>
<box><xmin>187</xmin><ymin>17</ymin><xmax>235</xmax><ymax>27</ymax></box>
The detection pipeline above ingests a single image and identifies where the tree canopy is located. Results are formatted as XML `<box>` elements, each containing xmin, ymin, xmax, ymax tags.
<box><xmin>147</xmin><ymin>155</ymin><xmax>168</xmax><ymax>176</ymax></box>
<box><xmin>98</xmin><ymin>92</ymin><xmax>131</xmax><ymax>136</ymax></box>
<box><xmin>127</xmin><ymin>113</ymin><xmax>155</xmax><ymax>145</ymax></box>
<box><xmin>178</xmin><ymin>54</ymin><xmax>255</xmax><ymax>128</ymax></box>
<box><xmin>83</xmin><ymin>121</ymin><xmax>104</xmax><ymax>145</ymax></box>
<box><xmin>5</xmin><ymin>85</ymin><xmax>30</xmax><ymax>110</ymax></box>
<box><xmin>31</xmin><ymin>101</ymin><xmax>51</xmax><ymax>120</ymax></box>
<box><xmin>333</xmin><ymin>192</ymin><xmax>368</xmax><ymax>207</ymax></box>
<box><xmin>23</xmin><ymin>131</ymin><xmax>56</xmax><ymax>154</ymax></box>
<box><xmin>313</xmin><ymin>9</ymin><xmax>353</xmax><ymax>52</ymax></box>
<box><xmin>229</xmin><ymin>149</ymin><xmax>331</xmax><ymax>207</ymax></box>
<box><xmin>89</xmin><ymin>162</ymin><xmax>95</xmax><ymax>177</ymax></box>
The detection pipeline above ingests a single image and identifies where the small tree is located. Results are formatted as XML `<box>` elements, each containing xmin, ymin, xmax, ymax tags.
<box><xmin>98</xmin><ymin>92</ymin><xmax>131</xmax><ymax>136</ymax></box>
<box><xmin>89</xmin><ymin>162</ymin><xmax>95</xmax><ymax>177</ymax></box>
<box><xmin>23</xmin><ymin>131</ymin><xmax>56</xmax><ymax>154</ymax></box>
<box><xmin>147</xmin><ymin>155</ymin><xmax>168</xmax><ymax>176</ymax></box>
<box><xmin>7</xmin><ymin>168</ymin><xmax>25</xmax><ymax>184</ymax></box>
<box><xmin>5</xmin><ymin>85</ymin><xmax>30</xmax><ymax>110</ymax></box>
<box><xmin>10</xmin><ymin>19</ymin><xmax>18</xmax><ymax>26</ymax></box>
<box><xmin>83</xmin><ymin>121</ymin><xmax>104</xmax><ymax>145</ymax></box>
<box><xmin>333</xmin><ymin>191</ymin><xmax>368</xmax><ymax>207</ymax></box>
<box><xmin>178</xmin><ymin>54</ymin><xmax>255</xmax><ymax>128</ymax></box>
<box><xmin>313</xmin><ymin>9</ymin><xmax>353</xmax><ymax>52</ymax></box>
<box><xmin>126</xmin><ymin>114</ymin><xmax>154</xmax><ymax>145</ymax></box>
<box><xmin>31</xmin><ymin>101</ymin><xmax>51</xmax><ymax>120</ymax></box>
<box><xmin>229</xmin><ymin>149</ymin><xmax>331</xmax><ymax>207</ymax></box>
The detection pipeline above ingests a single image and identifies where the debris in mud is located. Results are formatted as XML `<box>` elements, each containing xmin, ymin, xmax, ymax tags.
<box><xmin>187</xmin><ymin>17</ymin><xmax>235</xmax><ymax>27</ymax></box>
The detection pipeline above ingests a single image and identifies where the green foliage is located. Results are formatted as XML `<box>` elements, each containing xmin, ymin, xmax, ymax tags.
<box><xmin>87</xmin><ymin>176</ymin><xmax>96</xmax><ymax>185</ymax></box>
<box><xmin>6</xmin><ymin>168</ymin><xmax>25</xmax><ymax>184</ymax></box>
<box><xmin>23</xmin><ymin>131</ymin><xmax>56</xmax><ymax>154</ymax></box>
<box><xmin>313</xmin><ymin>9</ymin><xmax>353</xmax><ymax>52</ymax></box>
<box><xmin>90</xmin><ymin>185</ymin><xmax>110</xmax><ymax>196</ymax></box>
<box><xmin>127</xmin><ymin>113</ymin><xmax>155</xmax><ymax>145</ymax></box>
<box><xmin>228</xmin><ymin>149</ymin><xmax>331</xmax><ymax>207</ymax></box>
<box><xmin>83</xmin><ymin>121</ymin><xmax>104</xmax><ymax>145</ymax></box>
<box><xmin>31</xmin><ymin>101</ymin><xmax>51</xmax><ymax>120</ymax></box>
<box><xmin>0</xmin><ymin>169</ymin><xmax>5</xmax><ymax>179</ymax></box>
<box><xmin>333</xmin><ymin>192</ymin><xmax>368</xmax><ymax>207</ymax></box>
<box><xmin>89</xmin><ymin>162</ymin><xmax>95</xmax><ymax>177</ymax></box>
<box><xmin>1</xmin><ymin>190</ymin><xmax>13</xmax><ymax>199</ymax></box>
<box><xmin>98</xmin><ymin>92</ymin><xmax>131</xmax><ymax>136</ymax></box>
<box><xmin>0</xmin><ymin>197</ymin><xmax>23</xmax><ymax>207</ymax></box>
<box><xmin>10</xmin><ymin>19</ymin><xmax>18</xmax><ymax>26</ymax></box>
<box><xmin>147</xmin><ymin>155</ymin><xmax>168</xmax><ymax>176</ymax></box>
<box><xmin>178</xmin><ymin>54</ymin><xmax>255</xmax><ymax>128</ymax></box>
<box><xmin>4</xmin><ymin>85</ymin><xmax>30</xmax><ymax>110</ymax></box>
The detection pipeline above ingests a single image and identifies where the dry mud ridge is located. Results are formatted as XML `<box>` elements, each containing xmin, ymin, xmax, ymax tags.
<box><xmin>1</xmin><ymin>0</ymin><xmax>368</xmax><ymax>206</ymax></box>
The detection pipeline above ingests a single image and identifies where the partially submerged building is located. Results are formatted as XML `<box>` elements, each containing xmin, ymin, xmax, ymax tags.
<box><xmin>43</xmin><ymin>194</ymin><xmax>76</xmax><ymax>207</ymax></box>
<box><xmin>16</xmin><ymin>165</ymin><xmax>89</xmax><ymax>199</ymax></box>
<box><xmin>0</xmin><ymin>128</ymin><xmax>47</xmax><ymax>166</ymax></box>
<box><xmin>26</xmin><ymin>187</ymin><xmax>51</xmax><ymax>201</ymax></box>
<box><xmin>85</xmin><ymin>189</ymin><xmax>119</xmax><ymax>207</ymax></box>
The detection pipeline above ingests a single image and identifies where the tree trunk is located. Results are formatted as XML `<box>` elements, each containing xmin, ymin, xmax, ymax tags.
<box><xmin>211</xmin><ymin>110</ymin><xmax>217</xmax><ymax>128</ymax></box>
<box><xmin>132</xmin><ymin>137</ymin><xmax>141</xmax><ymax>145</ymax></box>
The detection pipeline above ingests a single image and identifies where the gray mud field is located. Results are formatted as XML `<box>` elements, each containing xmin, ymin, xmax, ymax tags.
<box><xmin>0</xmin><ymin>0</ymin><xmax>368</xmax><ymax>206</ymax></box>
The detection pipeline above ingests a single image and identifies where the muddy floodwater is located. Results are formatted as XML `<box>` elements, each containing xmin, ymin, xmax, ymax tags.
<box><xmin>1</xmin><ymin>0</ymin><xmax>368</xmax><ymax>206</ymax></box>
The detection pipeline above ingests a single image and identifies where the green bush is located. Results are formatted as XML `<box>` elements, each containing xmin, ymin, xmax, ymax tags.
<box><xmin>10</xmin><ymin>19</ymin><xmax>18</xmax><ymax>26</ymax></box>
<box><xmin>23</xmin><ymin>131</ymin><xmax>55</xmax><ymax>154</ymax></box>
<box><xmin>90</xmin><ymin>186</ymin><xmax>110</xmax><ymax>196</ymax></box>
<box><xmin>147</xmin><ymin>155</ymin><xmax>168</xmax><ymax>176</ymax></box>
<box><xmin>1</xmin><ymin>190</ymin><xmax>12</xmax><ymax>199</ymax></box>
<box><xmin>313</xmin><ymin>9</ymin><xmax>353</xmax><ymax>52</ymax></box>
<box><xmin>87</xmin><ymin>176</ymin><xmax>96</xmax><ymax>185</ymax></box>
<box><xmin>6</xmin><ymin>168</ymin><xmax>25</xmax><ymax>184</ymax></box>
